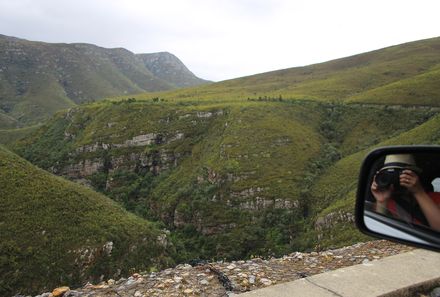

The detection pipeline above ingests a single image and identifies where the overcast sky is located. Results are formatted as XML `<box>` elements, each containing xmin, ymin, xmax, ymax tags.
<box><xmin>1</xmin><ymin>0</ymin><xmax>439</xmax><ymax>81</ymax></box>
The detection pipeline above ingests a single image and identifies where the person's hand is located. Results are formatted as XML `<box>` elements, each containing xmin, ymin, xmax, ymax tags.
<box><xmin>399</xmin><ymin>170</ymin><xmax>424</xmax><ymax>194</ymax></box>
<box><xmin>371</xmin><ymin>179</ymin><xmax>392</xmax><ymax>203</ymax></box>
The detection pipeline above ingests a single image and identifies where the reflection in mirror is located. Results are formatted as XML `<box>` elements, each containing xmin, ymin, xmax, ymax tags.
<box><xmin>363</xmin><ymin>152</ymin><xmax>440</xmax><ymax>248</ymax></box>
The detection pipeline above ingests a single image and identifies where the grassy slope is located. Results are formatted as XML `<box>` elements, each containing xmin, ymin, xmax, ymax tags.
<box><xmin>9</xmin><ymin>74</ymin><xmax>77</xmax><ymax>124</ymax></box>
<box><xmin>0</xmin><ymin>145</ymin><xmax>172</xmax><ymax>296</ymax></box>
<box><xmin>0</xmin><ymin>124</ymin><xmax>41</xmax><ymax>145</ymax></box>
<box><xmin>131</xmin><ymin>37</ymin><xmax>440</xmax><ymax>106</ymax></box>
<box><xmin>348</xmin><ymin>66</ymin><xmax>440</xmax><ymax>105</ymax></box>
<box><xmin>0</xmin><ymin>110</ymin><xmax>19</xmax><ymax>129</ymax></box>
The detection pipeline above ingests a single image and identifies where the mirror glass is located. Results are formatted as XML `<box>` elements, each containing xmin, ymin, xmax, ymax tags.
<box><xmin>362</xmin><ymin>151</ymin><xmax>440</xmax><ymax>249</ymax></box>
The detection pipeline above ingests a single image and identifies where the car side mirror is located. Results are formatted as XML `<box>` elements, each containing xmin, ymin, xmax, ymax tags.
<box><xmin>356</xmin><ymin>146</ymin><xmax>440</xmax><ymax>252</ymax></box>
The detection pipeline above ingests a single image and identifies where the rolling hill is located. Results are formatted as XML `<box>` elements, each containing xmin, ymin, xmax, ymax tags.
<box><xmin>132</xmin><ymin>36</ymin><xmax>440</xmax><ymax>106</ymax></box>
<box><xmin>0</xmin><ymin>145</ymin><xmax>173</xmax><ymax>296</ymax></box>
<box><xmin>0</xmin><ymin>34</ymin><xmax>209</xmax><ymax>127</ymax></box>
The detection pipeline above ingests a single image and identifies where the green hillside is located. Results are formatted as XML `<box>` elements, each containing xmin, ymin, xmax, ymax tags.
<box><xmin>0</xmin><ymin>145</ymin><xmax>172</xmax><ymax>296</ymax></box>
<box><xmin>0</xmin><ymin>110</ymin><xmax>19</xmax><ymax>128</ymax></box>
<box><xmin>0</xmin><ymin>34</ymin><xmax>208</xmax><ymax>127</ymax></box>
<box><xmin>131</xmin><ymin>37</ymin><xmax>440</xmax><ymax>106</ymax></box>
<box><xmin>348</xmin><ymin>66</ymin><xmax>440</xmax><ymax>105</ymax></box>
<box><xmin>2</xmin><ymin>35</ymin><xmax>439</xmax><ymax>129</ymax></box>
<box><xmin>0</xmin><ymin>124</ymin><xmax>40</xmax><ymax>145</ymax></box>
<box><xmin>13</xmin><ymin>99</ymin><xmax>437</xmax><ymax>262</ymax></box>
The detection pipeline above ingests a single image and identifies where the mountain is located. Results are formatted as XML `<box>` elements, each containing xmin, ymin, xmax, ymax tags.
<box><xmin>0</xmin><ymin>34</ymin><xmax>209</xmax><ymax>126</ymax></box>
<box><xmin>0</xmin><ymin>145</ymin><xmax>173</xmax><ymax>296</ymax></box>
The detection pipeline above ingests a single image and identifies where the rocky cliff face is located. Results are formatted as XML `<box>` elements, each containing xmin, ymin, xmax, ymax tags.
<box><xmin>139</xmin><ymin>52</ymin><xmax>210</xmax><ymax>88</ymax></box>
<box><xmin>314</xmin><ymin>210</ymin><xmax>355</xmax><ymax>241</ymax></box>
<box><xmin>18</xmin><ymin>101</ymin><xmax>318</xmax><ymax>261</ymax></box>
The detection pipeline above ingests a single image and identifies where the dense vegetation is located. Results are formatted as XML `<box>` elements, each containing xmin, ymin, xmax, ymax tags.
<box><xmin>14</xmin><ymin>99</ymin><xmax>437</xmax><ymax>261</ymax></box>
<box><xmin>0</xmin><ymin>146</ymin><xmax>173</xmax><ymax>296</ymax></box>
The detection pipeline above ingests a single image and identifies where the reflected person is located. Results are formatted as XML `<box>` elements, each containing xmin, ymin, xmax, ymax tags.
<box><xmin>370</xmin><ymin>154</ymin><xmax>440</xmax><ymax>232</ymax></box>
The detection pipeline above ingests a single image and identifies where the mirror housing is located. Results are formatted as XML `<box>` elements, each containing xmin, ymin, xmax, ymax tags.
<box><xmin>356</xmin><ymin>145</ymin><xmax>440</xmax><ymax>252</ymax></box>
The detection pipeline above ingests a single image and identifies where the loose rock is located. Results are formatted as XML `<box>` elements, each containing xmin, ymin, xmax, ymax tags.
<box><xmin>32</xmin><ymin>240</ymin><xmax>412</xmax><ymax>297</ymax></box>
<box><xmin>52</xmin><ymin>287</ymin><xmax>70</xmax><ymax>297</ymax></box>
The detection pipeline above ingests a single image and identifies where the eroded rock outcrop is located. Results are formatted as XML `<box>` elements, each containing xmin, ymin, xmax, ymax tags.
<box><xmin>314</xmin><ymin>210</ymin><xmax>355</xmax><ymax>232</ymax></box>
<box><xmin>314</xmin><ymin>210</ymin><xmax>355</xmax><ymax>241</ymax></box>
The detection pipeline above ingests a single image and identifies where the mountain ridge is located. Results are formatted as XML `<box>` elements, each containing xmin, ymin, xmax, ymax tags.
<box><xmin>138</xmin><ymin>52</ymin><xmax>211</xmax><ymax>88</ymax></box>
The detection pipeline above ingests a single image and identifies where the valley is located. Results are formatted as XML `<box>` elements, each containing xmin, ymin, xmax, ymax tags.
<box><xmin>12</xmin><ymin>99</ymin><xmax>438</xmax><ymax>259</ymax></box>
